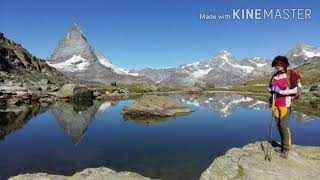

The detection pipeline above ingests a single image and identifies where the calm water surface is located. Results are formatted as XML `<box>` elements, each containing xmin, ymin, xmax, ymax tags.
<box><xmin>0</xmin><ymin>93</ymin><xmax>319</xmax><ymax>180</ymax></box>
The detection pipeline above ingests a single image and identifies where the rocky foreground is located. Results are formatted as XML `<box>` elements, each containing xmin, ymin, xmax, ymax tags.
<box><xmin>9</xmin><ymin>167</ymin><xmax>154</xmax><ymax>180</ymax></box>
<box><xmin>9</xmin><ymin>141</ymin><xmax>320</xmax><ymax>180</ymax></box>
<box><xmin>200</xmin><ymin>141</ymin><xmax>320</xmax><ymax>180</ymax></box>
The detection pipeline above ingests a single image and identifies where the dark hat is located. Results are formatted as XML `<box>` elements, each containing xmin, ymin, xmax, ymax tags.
<box><xmin>272</xmin><ymin>56</ymin><xmax>289</xmax><ymax>68</ymax></box>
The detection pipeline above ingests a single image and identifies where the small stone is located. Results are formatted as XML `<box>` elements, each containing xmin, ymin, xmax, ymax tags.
<box><xmin>93</xmin><ymin>91</ymin><xmax>101</xmax><ymax>97</ymax></box>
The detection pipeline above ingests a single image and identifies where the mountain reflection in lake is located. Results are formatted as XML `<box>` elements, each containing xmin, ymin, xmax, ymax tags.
<box><xmin>0</xmin><ymin>93</ymin><xmax>319</xmax><ymax>180</ymax></box>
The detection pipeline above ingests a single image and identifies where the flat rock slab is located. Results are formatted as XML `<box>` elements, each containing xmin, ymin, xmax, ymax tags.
<box><xmin>200</xmin><ymin>141</ymin><xmax>320</xmax><ymax>180</ymax></box>
<box><xmin>123</xmin><ymin>95</ymin><xmax>194</xmax><ymax>117</ymax></box>
<box><xmin>9</xmin><ymin>167</ymin><xmax>154</xmax><ymax>180</ymax></box>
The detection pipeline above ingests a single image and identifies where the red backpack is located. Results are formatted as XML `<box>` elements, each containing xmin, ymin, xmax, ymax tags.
<box><xmin>286</xmin><ymin>68</ymin><xmax>302</xmax><ymax>100</ymax></box>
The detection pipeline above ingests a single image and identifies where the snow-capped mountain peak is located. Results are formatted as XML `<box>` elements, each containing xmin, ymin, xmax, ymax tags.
<box><xmin>288</xmin><ymin>43</ymin><xmax>320</xmax><ymax>58</ymax></box>
<box><xmin>71</xmin><ymin>23</ymin><xmax>80</xmax><ymax>31</ymax></box>
<box><xmin>212</xmin><ymin>50</ymin><xmax>235</xmax><ymax>63</ymax></box>
<box><xmin>47</xmin><ymin>23</ymin><xmax>151</xmax><ymax>84</ymax></box>
<box><xmin>216</xmin><ymin>49</ymin><xmax>232</xmax><ymax>58</ymax></box>
<box><xmin>285</xmin><ymin>43</ymin><xmax>320</xmax><ymax>66</ymax></box>
<box><xmin>48</xmin><ymin>23</ymin><xmax>138</xmax><ymax>76</ymax></box>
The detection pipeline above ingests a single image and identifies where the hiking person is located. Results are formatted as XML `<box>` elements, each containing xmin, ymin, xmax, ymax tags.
<box><xmin>268</xmin><ymin>56</ymin><xmax>299</xmax><ymax>159</ymax></box>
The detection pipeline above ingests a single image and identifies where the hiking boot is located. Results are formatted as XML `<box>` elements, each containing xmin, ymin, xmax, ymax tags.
<box><xmin>274</xmin><ymin>147</ymin><xmax>282</xmax><ymax>153</ymax></box>
<box><xmin>280</xmin><ymin>149</ymin><xmax>289</xmax><ymax>159</ymax></box>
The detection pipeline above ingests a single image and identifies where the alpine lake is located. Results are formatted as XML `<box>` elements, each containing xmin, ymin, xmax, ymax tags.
<box><xmin>1</xmin><ymin>93</ymin><xmax>319</xmax><ymax>180</ymax></box>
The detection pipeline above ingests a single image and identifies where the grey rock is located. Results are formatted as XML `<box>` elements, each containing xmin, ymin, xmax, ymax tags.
<box><xmin>38</xmin><ymin>79</ymin><xmax>49</xmax><ymax>85</ymax></box>
<box><xmin>93</xmin><ymin>91</ymin><xmax>102</xmax><ymax>97</ymax></box>
<box><xmin>9</xmin><ymin>167</ymin><xmax>153</xmax><ymax>180</ymax></box>
<box><xmin>200</xmin><ymin>141</ymin><xmax>320</xmax><ymax>180</ymax></box>
<box><xmin>7</xmin><ymin>97</ymin><xmax>22</xmax><ymax>106</ymax></box>
<box><xmin>57</xmin><ymin>84</ymin><xmax>93</xmax><ymax>100</ymax></box>
<box><xmin>309</xmin><ymin>85</ymin><xmax>319</xmax><ymax>92</ymax></box>
<box><xmin>123</xmin><ymin>95</ymin><xmax>194</xmax><ymax>117</ymax></box>
<box><xmin>112</xmin><ymin>87</ymin><xmax>129</xmax><ymax>94</ymax></box>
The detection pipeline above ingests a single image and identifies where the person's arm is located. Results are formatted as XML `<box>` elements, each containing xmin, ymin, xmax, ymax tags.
<box><xmin>268</xmin><ymin>75</ymin><xmax>275</xmax><ymax>94</ymax></box>
<box><xmin>279</xmin><ymin>86</ymin><xmax>298</xmax><ymax>95</ymax></box>
<box><xmin>280</xmin><ymin>70</ymin><xmax>298</xmax><ymax>95</ymax></box>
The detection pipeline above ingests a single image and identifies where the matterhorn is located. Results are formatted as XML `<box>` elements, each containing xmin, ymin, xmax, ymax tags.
<box><xmin>47</xmin><ymin>23</ymin><xmax>152</xmax><ymax>84</ymax></box>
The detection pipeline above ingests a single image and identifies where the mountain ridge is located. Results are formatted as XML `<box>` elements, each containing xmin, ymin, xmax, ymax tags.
<box><xmin>132</xmin><ymin>43</ymin><xmax>320</xmax><ymax>86</ymax></box>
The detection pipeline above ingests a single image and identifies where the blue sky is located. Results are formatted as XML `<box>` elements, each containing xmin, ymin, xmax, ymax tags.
<box><xmin>1</xmin><ymin>0</ymin><xmax>319</xmax><ymax>69</ymax></box>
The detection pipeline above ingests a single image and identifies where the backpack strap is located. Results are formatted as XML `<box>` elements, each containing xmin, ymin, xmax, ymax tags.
<box><xmin>286</xmin><ymin>69</ymin><xmax>291</xmax><ymax>89</ymax></box>
<box><xmin>269</xmin><ymin>73</ymin><xmax>277</xmax><ymax>88</ymax></box>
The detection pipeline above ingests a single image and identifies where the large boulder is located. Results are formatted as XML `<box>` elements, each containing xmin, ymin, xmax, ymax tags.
<box><xmin>122</xmin><ymin>95</ymin><xmax>194</xmax><ymax>118</ymax></box>
<box><xmin>57</xmin><ymin>84</ymin><xmax>93</xmax><ymax>100</ymax></box>
<box><xmin>9</xmin><ymin>167</ymin><xmax>153</xmax><ymax>180</ymax></box>
<box><xmin>200</xmin><ymin>141</ymin><xmax>320</xmax><ymax>180</ymax></box>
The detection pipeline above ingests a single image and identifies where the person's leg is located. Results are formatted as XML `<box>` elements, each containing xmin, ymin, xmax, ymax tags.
<box><xmin>279</xmin><ymin>107</ymin><xmax>291</xmax><ymax>151</ymax></box>
<box><xmin>273</xmin><ymin>106</ymin><xmax>282</xmax><ymax>153</ymax></box>
<box><xmin>273</xmin><ymin>106</ymin><xmax>291</xmax><ymax>156</ymax></box>
<box><xmin>277</xmin><ymin>120</ymin><xmax>284</xmax><ymax>145</ymax></box>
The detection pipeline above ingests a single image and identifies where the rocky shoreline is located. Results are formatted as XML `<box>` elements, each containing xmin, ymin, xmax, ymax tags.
<box><xmin>9</xmin><ymin>167</ymin><xmax>154</xmax><ymax>180</ymax></box>
<box><xmin>8</xmin><ymin>141</ymin><xmax>320</xmax><ymax>180</ymax></box>
<box><xmin>199</xmin><ymin>141</ymin><xmax>320</xmax><ymax>180</ymax></box>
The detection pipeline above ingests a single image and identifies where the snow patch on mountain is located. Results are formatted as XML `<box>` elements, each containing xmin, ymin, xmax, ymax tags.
<box><xmin>249</xmin><ymin>59</ymin><xmax>268</xmax><ymax>67</ymax></box>
<box><xmin>302</xmin><ymin>49</ymin><xmax>320</xmax><ymax>58</ymax></box>
<box><xmin>48</xmin><ymin>55</ymin><xmax>90</xmax><ymax>72</ymax></box>
<box><xmin>229</xmin><ymin>63</ymin><xmax>255</xmax><ymax>73</ymax></box>
<box><xmin>218</xmin><ymin>50</ymin><xmax>233</xmax><ymax>62</ymax></box>
<box><xmin>191</xmin><ymin>68</ymin><xmax>213</xmax><ymax>78</ymax></box>
<box><xmin>181</xmin><ymin>61</ymin><xmax>201</xmax><ymax>69</ymax></box>
<box><xmin>97</xmin><ymin>55</ymin><xmax>138</xmax><ymax>76</ymax></box>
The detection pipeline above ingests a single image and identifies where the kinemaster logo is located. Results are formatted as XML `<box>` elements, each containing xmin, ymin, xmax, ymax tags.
<box><xmin>200</xmin><ymin>8</ymin><xmax>312</xmax><ymax>20</ymax></box>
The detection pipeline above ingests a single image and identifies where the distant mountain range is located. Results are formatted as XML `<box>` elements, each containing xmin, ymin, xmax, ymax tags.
<box><xmin>46</xmin><ymin>24</ymin><xmax>320</xmax><ymax>86</ymax></box>
<box><xmin>131</xmin><ymin>44</ymin><xmax>320</xmax><ymax>86</ymax></box>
